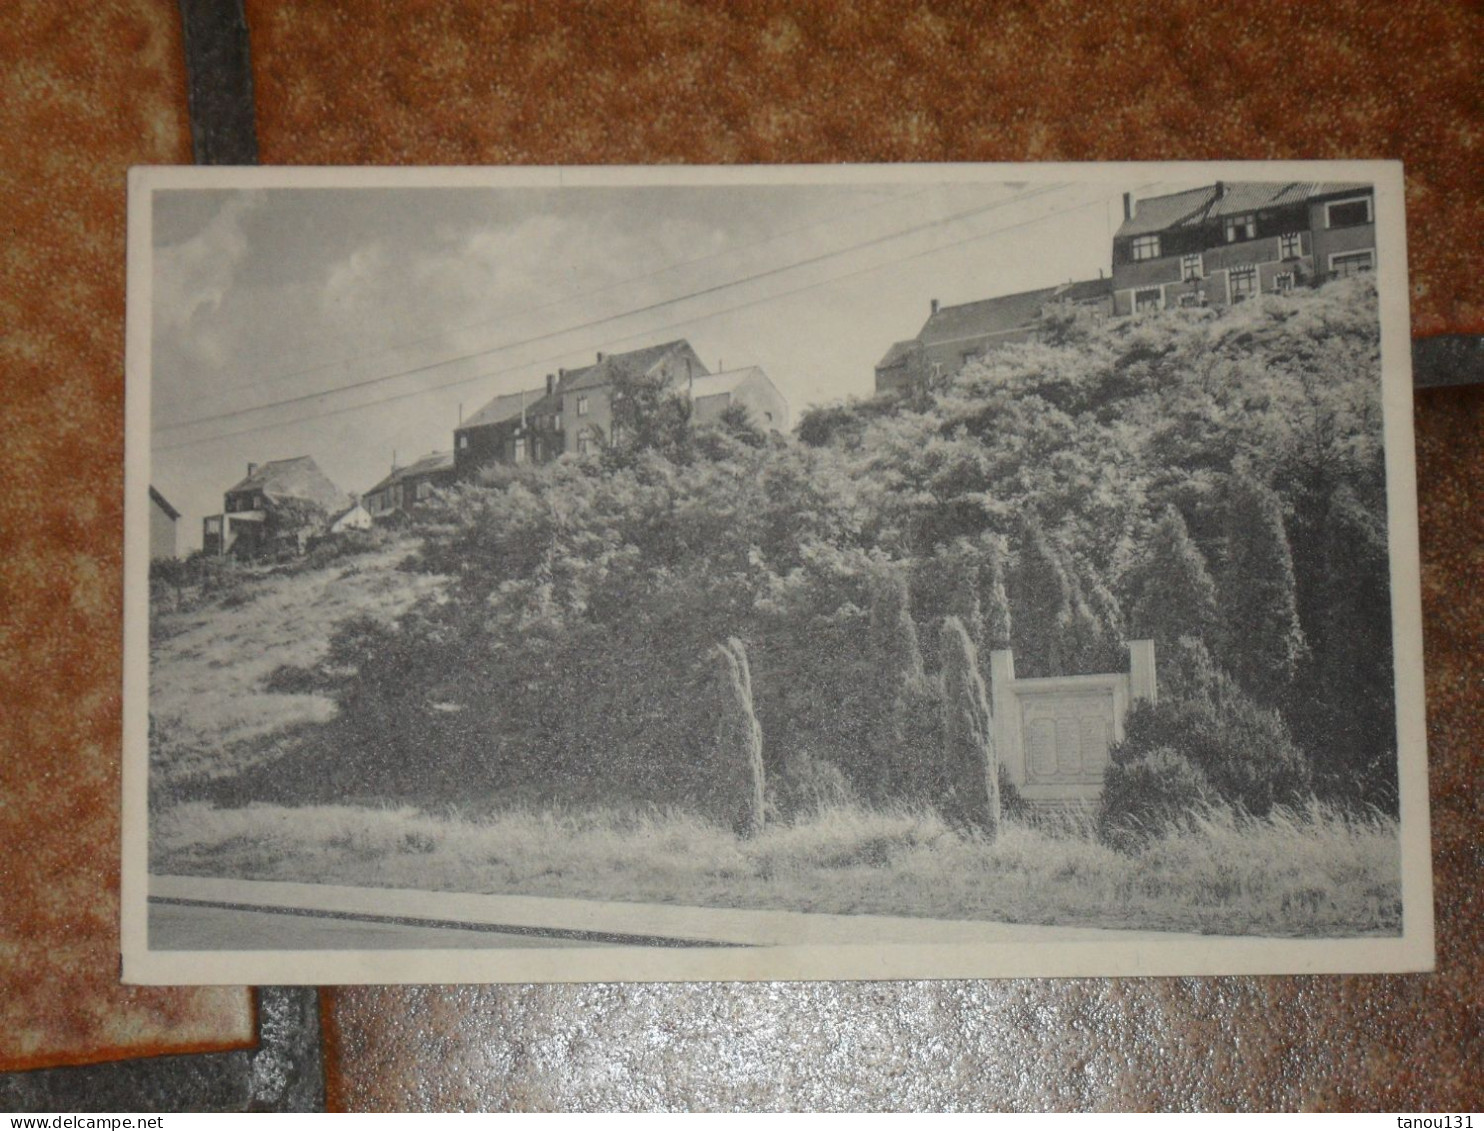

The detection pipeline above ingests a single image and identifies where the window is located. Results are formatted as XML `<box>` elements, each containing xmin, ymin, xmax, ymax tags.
<box><xmin>1134</xmin><ymin>288</ymin><xmax>1161</xmax><ymax>313</ymax></box>
<box><xmin>577</xmin><ymin>434</ymin><xmax>594</xmax><ymax>456</ymax></box>
<box><xmin>1181</xmin><ymin>254</ymin><xmax>1203</xmax><ymax>281</ymax></box>
<box><xmin>1130</xmin><ymin>235</ymin><xmax>1160</xmax><ymax>261</ymax></box>
<box><xmin>512</xmin><ymin>437</ymin><xmax>527</xmax><ymax>463</ymax></box>
<box><xmin>1177</xmin><ymin>291</ymin><xmax>1204</xmax><ymax>309</ymax></box>
<box><xmin>1230</xmin><ymin>266</ymin><xmax>1257</xmax><ymax>302</ymax></box>
<box><xmin>1330</xmin><ymin>250</ymin><xmax>1374</xmax><ymax>277</ymax></box>
<box><xmin>1224</xmin><ymin>213</ymin><xmax>1257</xmax><ymax>243</ymax></box>
<box><xmin>1274</xmin><ymin>272</ymin><xmax>1295</xmax><ymax>293</ymax></box>
<box><xmin>1326</xmin><ymin>196</ymin><xmax>1372</xmax><ymax>228</ymax></box>
<box><xmin>576</xmin><ymin>395</ymin><xmax>589</xmax><ymax>416</ymax></box>
<box><xmin>1279</xmin><ymin>232</ymin><xmax>1302</xmax><ymax>259</ymax></box>
<box><xmin>553</xmin><ymin>414</ymin><xmax>562</xmax><ymax>432</ymax></box>
<box><xmin>416</xmin><ymin>481</ymin><xmax>433</xmax><ymax>501</ymax></box>
<box><xmin>457</xmin><ymin>434</ymin><xmax>468</xmax><ymax>449</ymax></box>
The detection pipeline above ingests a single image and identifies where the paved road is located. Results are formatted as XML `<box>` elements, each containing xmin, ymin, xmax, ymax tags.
<box><xmin>147</xmin><ymin>874</ymin><xmax>1207</xmax><ymax>953</ymax></box>
<box><xmin>150</xmin><ymin>900</ymin><xmax>603</xmax><ymax>950</ymax></box>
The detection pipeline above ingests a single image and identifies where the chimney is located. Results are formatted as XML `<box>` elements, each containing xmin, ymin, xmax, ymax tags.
<box><xmin>1122</xmin><ymin>192</ymin><xmax>1133</xmax><ymax>221</ymax></box>
<box><xmin>246</xmin><ymin>462</ymin><xmax>258</xmax><ymax>478</ymax></box>
<box><xmin>1215</xmin><ymin>180</ymin><xmax>1225</xmax><ymax>199</ymax></box>
<box><xmin>596</xmin><ymin>351</ymin><xmax>605</xmax><ymax>363</ymax></box>
<box><xmin>930</xmin><ymin>298</ymin><xmax>940</xmax><ymax>315</ymax></box>
<box><xmin>546</xmin><ymin>373</ymin><xmax>556</xmax><ymax>397</ymax></box>
<box><xmin>558</xmin><ymin>367</ymin><xmax>567</xmax><ymax>381</ymax></box>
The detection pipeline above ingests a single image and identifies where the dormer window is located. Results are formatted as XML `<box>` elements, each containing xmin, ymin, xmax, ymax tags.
<box><xmin>1224</xmin><ymin>213</ymin><xmax>1257</xmax><ymax>243</ymax></box>
<box><xmin>1130</xmin><ymin>235</ymin><xmax>1160</xmax><ymax>261</ymax></box>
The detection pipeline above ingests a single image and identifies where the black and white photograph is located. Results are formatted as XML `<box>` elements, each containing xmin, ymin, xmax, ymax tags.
<box><xmin>122</xmin><ymin>162</ymin><xmax>1431</xmax><ymax>983</ymax></box>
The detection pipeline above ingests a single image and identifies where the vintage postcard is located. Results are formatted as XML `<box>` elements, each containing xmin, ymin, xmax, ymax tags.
<box><xmin>122</xmin><ymin>162</ymin><xmax>1432</xmax><ymax>984</ymax></box>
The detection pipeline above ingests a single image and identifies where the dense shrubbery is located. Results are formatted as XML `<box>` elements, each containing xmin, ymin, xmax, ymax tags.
<box><xmin>280</xmin><ymin>278</ymin><xmax>1394</xmax><ymax>830</ymax></box>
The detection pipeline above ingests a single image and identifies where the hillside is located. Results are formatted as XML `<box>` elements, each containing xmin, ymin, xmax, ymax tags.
<box><xmin>146</xmin><ymin>277</ymin><xmax>1402</xmax><ymax>935</ymax></box>
<box><xmin>149</xmin><ymin>538</ymin><xmax>444</xmax><ymax>798</ymax></box>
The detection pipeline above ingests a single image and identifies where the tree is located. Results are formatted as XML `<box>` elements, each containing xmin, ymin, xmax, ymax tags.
<box><xmin>1219</xmin><ymin>471</ymin><xmax>1308</xmax><ymax>704</ymax></box>
<box><xmin>866</xmin><ymin>568</ymin><xmax>934</xmax><ymax>798</ymax></box>
<box><xmin>938</xmin><ymin>617</ymin><xmax>1000</xmax><ymax>838</ymax></box>
<box><xmin>1292</xmin><ymin>483</ymin><xmax>1397</xmax><ymax>809</ymax></box>
<box><xmin>1009</xmin><ymin>517</ymin><xmax>1072</xmax><ymax>677</ymax></box>
<box><xmin>980</xmin><ymin>538</ymin><xmax>1013</xmax><ymax>651</ymax></box>
<box><xmin>946</xmin><ymin>540</ymin><xmax>985</xmax><ymax>658</ymax></box>
<box><xmin>716</xmin><ymin>401</ymin><xmax>767</xmax><ymax>447</ymax></box>
<box><xmin>714</xmin><ymin>637</ymin><xmax>766</xmax><ymax>837</ymax></box>
<box><xmin>607</xmin><ymin>367</ymin><xmax>693</xmax><ymax>462</ymax></box>
<box><xmin>1128</xmin><ymin>505</ymin><xmax>1221</xmax><ymax>648</ymax></box>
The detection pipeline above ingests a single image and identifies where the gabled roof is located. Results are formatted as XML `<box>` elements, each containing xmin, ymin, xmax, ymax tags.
<box><xmin>1050</xmin><ymin>276</ymin><xmax>1113</xmax><ymax>304</ymax></box>
<box><xmin>1117</xmin><ymin>182</ymin><xmax>1374</xmax><ymax>238</ymax></box>
<box><xmin>365</xmin><ymin>451</ymin><xmax>456</xmax><ymax>496</ymax></box>
<box><xmin>148</xmin><ymin>485</ymin><xmax>180</xmax><ymax>520</ymax></box>
<box><xmin>328</xmin><ymin>500</ymin><xmax>370</xmax><ymax>525</ymax></box>
<box><xmin>459</xmin><ymin>387</ymin><xmax>546</xmax><ymax>432</ymax></box>
<box><xmin>224</xmin><ymin>456</ymin><xmax>346</xmax><ymax>512</ymax></box>
<box><xmin>875</xmin><ymin>340</ymin><xmax>921</xmax><ymax>371</ymax></box>
<box><xmin>918</xmin><ymin>286</ymin><xmax>1060</xmax><ymax>346</ymax></box>
<box><xmin>556</xmin><ymin>340</ymin><xmax>697</xmax><ymax>393</ymax></box>
<box><xmin>690</xmin><ymin>366</ymin><xmax>764</xmax><ymax>399</ymax></box>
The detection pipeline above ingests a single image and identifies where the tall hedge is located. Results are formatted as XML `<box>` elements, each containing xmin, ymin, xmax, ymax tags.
<box><xmin>938</xmin><ymin>616</ymin><xmax>1001</xmax><ymax>838</ymax></box>
<box><xmin>1129</xmin><ymin>504</ymin><xmax>1221</xmax><ymax>647</ymax></box>
<box><xmin>714</xmin><ymin>637</ymin><xmax>765</xmax><ymax>838</ymax></box>
<box><xmin>1220</xmin><ymin>472</ymin><xmax>1308</xmax><ymax>704</ymax></box>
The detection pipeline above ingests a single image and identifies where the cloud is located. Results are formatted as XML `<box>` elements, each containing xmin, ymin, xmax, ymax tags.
<box><xmin>152</xmin><ymin>193</ymin><xmax>262</xmax><ymax>368</ymax></box>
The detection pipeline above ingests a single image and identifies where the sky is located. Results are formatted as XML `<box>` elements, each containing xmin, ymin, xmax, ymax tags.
<box><xmin>148</xmin><ymin>175</ymin><xmax>1188</xmax><ymax>552</ymax></box>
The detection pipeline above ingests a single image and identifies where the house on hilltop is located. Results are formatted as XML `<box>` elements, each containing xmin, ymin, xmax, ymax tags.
<box><xmin>875</xmin><ymin>278</ymin><xmax>1112</xmax><ymax>395</ymax></box>
<box><xmin>364</xmin><ymin>450</ymin><xmax>457</xmax><ymax>518</ymax></box>
<box><xmin>689</xmin><ymin>366</ymin><xmax>789</xmax><ymax>433</ymax></box>
<box><xmin>202</xmin><ymin>456</ymin><xmax>348</xmax><ymax>557</ymax></box>
<box><xmin>1111</xmin><ymin>181</ymin><xmax>1376</xmax><ymax>315</ymax></box>
<box><xmin>149</xmin><ymin>486</ymin><xmax>179</xmax><ymax>560</ymax></box>
<box><xmin>453</xmin><ymin>382</ymin><xmax>562</xmax><ymax>478</ymax></box>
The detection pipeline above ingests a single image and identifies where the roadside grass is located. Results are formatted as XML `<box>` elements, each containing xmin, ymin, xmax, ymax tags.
<box><xmin>149</xmin><ymin>539</ymin><xmax>443</xmax><ymax>789</ymax></box>
<box><xmin>151</xmin><ymin>798</ymin><xmax>1401</xmax><ymax>937</ymax></box>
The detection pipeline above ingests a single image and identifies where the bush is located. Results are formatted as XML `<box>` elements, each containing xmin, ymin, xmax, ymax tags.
<box><xmin>261</xmin><ymin>663</ymin><xmax>324</xmax><ymax>695</ymax></box>
<box><xmin>1105</xmin><ymin>685</ymin><xmax>1311</xmax><ymax>831</ymax></box>
<box><xmin>1098</xmin><ymin>745</ymin><xmax>1215</xmax><ymax>850</ymax></box>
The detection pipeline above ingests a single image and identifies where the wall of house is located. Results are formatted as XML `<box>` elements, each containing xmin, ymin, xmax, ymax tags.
<box><xmin>1110</xmin><ymin>255</ymin><xmax>1183</xmax><ymax>301</ymax></box>
<box><xmin>921</xmin><ymin>327</ymin><xmax>1039</xmax><ymax>377</ymax></box>
<box><xmin>730</xmin><ymin>370</ymin><xmax>789</xmax><ymax>432</ymax></box>
<box><xmin>1309</xmin><ymin>198</ymin><xmax>1376</xmax><ymax>278</ymax></box>
<box><xmin>149</xmin><ymin>500</ymin><xmax>176</xmax><ymax>560</ymax></box>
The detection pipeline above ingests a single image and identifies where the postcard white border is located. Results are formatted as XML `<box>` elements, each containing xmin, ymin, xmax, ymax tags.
<box><xmin>122</xmin><ymin>160</ymin><xmax>1433</xmax><ymax>984</ymax></box>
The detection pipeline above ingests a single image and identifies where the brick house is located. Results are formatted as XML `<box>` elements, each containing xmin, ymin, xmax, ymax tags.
<box><xmin>1110</xmin><ymin>181</ymin><xmax>1376</xmax><ymax>316</ymax></box>
<box><xmin>456</xmin><ymin>340</ymin><xmax>780</xmax><ymax>476</ymax></box>
<box><xmin>202</xmin><ymin>456</ymin><xmax>347</xmax><ymax>557</ymax></box>
<box><xmin>875</xmin><ymin>278</ymin><xmax>1112</xmax><ymax>395</ymax></box>
<box><xmin>363</xmin><ymin>450</ymin><xmax>457</xmax><ymax>518</ymax></box>
<box><xmin>148</xmin><ymin>486</ymin><xmax>179</xmax><ymax>560</ymax></box>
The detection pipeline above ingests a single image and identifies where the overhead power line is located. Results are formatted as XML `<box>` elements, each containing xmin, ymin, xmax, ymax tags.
<box><xmin>157</xmin><ymin>185</ymin><xmax>1070</xmax><ymax>433</ymax></box>
<box><xmin>168</xmin><ymin>184</ymin><xmax>941</xmax><ymax>408</ymax></box>
<box><xmin>156</xmin><ymin>184</ymin><xmax>1155</xmax><ymax>454</ymax></box>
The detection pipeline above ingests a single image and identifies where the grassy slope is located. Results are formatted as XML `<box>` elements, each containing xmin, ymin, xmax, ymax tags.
<box><xmin>152</xmin><ymin>799</ymin><xmax>1402</xmax><ymax>938</ymax></box>
<box><xmin>149</xmin><ymin>540</ymin><xmax>444</xmax><ymax>787</ymax></box>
